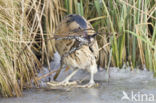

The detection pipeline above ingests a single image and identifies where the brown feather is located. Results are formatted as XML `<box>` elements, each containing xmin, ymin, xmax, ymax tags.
<box><xmin>54</xmin><ymin>14</ymin><xmax>99</xmax><ymax>80</ymax></box>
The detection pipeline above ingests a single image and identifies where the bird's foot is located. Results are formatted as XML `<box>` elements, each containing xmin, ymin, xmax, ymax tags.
<box><xmin>61</xmin><ymin>81</ymin><xmax>77</xmax><ymax>86</ymax></box>
<box><xmin>47</xmin><ymin>81</ymin><xmax>77</xmax><ymax>87</ymax></box>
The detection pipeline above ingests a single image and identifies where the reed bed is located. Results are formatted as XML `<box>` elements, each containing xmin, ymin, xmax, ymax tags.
<box><xmin>0</xmin><ymin>0</ymin><xmax>155</xmax><ymax>97</ymax></box>
<box><xmin>0</xmin><ymin>0</ymin><xmax>61</xmax><ymax>97</ymax></box>
<box><xmin>61</xmin><ymin>0</ymin><xmax>156</xmax><ymax>70</ymax></box>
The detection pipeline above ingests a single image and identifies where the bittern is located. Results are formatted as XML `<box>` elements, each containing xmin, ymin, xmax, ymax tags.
<box><xmin>52</xmin><ymin>14</ymin><xmax>99</xmax><ymax>87</ymax></box>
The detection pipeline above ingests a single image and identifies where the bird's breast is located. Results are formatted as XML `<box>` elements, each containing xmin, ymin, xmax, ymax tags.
<box><xmin>63</xmin><ymin>44</ymin><xmax>98</xmax><ymax>69</ymax></box>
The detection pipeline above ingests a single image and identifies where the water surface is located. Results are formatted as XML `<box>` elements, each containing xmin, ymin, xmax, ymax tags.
<box><xmin>1</xmin><ymin>68</ymin><xmax>156</xmax><ymax>103</ymax></box>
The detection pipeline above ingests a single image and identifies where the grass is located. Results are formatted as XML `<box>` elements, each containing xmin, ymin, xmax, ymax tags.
<box><xmin>0</xmin><ymin>0</ymin><xmax>155</xmax><ymax>97</ymax></box>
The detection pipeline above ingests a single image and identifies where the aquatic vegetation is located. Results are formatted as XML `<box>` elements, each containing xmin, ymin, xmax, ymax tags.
<box><xmin>0</xmin><ymin>0</ymin><xmax>155</xmax><ymax>97</ymax></box>
<box><xmin>0</xmin><ymin>0</ymin><xmax>60</xmax><ymax>97</ymax></box>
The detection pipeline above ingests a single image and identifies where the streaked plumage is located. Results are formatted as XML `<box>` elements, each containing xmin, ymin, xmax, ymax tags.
<box><xmin>54</xmin><ymin>14</ymin><xmax>99</xmax><ymax>87</ymax></box>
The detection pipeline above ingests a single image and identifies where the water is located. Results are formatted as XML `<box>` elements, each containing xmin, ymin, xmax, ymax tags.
<box><xmin>1</xmin><ymin>67</ymin><xmax>156</xmax><ymax>103</ymax></box>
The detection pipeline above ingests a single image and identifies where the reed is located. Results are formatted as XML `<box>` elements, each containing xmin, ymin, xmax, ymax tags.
<box><xmin>61</xmin><ymin>0</ymin><xmax>156</xmax><ymax>70</ymax></box>
<box><xmin>0</xmin><ymin>0</ymin><xmax>62</xmax><ymax>97</ymax></box>
<box><xmin>0</xmin><ymin>0</ymin><xmax>155</xmax><ymax>97</ymax></box>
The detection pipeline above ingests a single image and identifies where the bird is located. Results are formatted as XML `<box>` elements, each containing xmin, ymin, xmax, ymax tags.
<box><xmin>50</xmin><ymin>14</ymin><xmax>99</xmax><ymax>87</ymax></box>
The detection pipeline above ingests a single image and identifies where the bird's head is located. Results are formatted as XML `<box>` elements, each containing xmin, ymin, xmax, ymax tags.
<box><xmin>66</xmin><ymin>14</ymin><xmax>87</xmax><ymax>32</ymax></box>
<box><xmin>56</xmin><ymin>14</ymin><xmax>95</xmax><ymax>37</ymax></box>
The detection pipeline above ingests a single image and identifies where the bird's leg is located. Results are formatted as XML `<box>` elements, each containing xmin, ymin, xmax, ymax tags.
<box><xmin>48</xmin><ymin>69</ymin><xmax>79</xmax><ymax>87</ymax></box>
<box><xmin>77</xmin><ymin>63</ymin><xmax>98</xmax><ymax>88</ymax></box>
<box><xmin>53</xmin><ymin>51</ymin><xmax>71</xmax><ymax>81</ymax></box>
<box><xmin>88</xmin><ymin>70</ymin><xmax>95</xmax><ymax>85</ymax></box>
<box><xmin>60</xmin><ymin>69</ymin><xmax>79</xmax><ymax>85</ymax></box>
<box><xmin>53</xmin><ymin>58</ymin><xmax>64</xmax><ymax>80</ymax></box>
<box><xmin>77</xmin><ymin>71</ymin><xmax>96</xmax><ymax>88</ymax></box>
